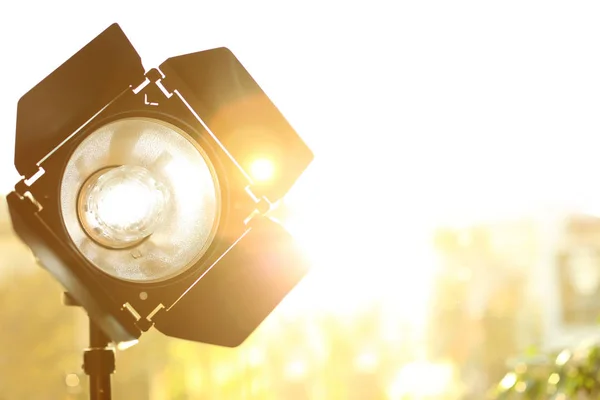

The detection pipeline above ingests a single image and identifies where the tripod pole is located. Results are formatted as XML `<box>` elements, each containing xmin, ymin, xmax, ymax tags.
<box><xmin>84</xmin><ymin>319</ymin><xmax>115</xmax><ymax>400</ymax></box>
<box><xmin>63</xmin><ymin>293</ymin><xmax>115</xmax><ymax>400</ymax></box>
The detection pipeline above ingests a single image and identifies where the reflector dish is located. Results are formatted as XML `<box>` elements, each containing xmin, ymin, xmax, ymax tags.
<box><xmin>60</xmin><ymin>117</ymin><xmax>220</xmax><ymax>283</ymax></box>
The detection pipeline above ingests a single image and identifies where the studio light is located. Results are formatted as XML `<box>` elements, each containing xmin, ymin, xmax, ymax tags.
<box><xmin>6</xmin><ymin>22</ymin><xmax>314</xmax><ymax>352</ymax></box>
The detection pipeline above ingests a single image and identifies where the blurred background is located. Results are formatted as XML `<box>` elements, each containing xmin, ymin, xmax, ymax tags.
<box><xmin>4</xmin><ymin>1</ymin><xmax>600</xmax><ymax>399</ymax></box>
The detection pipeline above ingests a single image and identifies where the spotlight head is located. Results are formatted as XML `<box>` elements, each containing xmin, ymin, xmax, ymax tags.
<box><xmin>7</xmin><ymin>24</ymin><xmax>313</xmax><ymax>346</ymax></box>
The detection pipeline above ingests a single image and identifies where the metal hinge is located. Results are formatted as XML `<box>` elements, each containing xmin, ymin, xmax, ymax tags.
<box><xmin>133</xmin><ymin>68</ymin><xmax>173</xmax><ymax>105</ymax></box>
<box><xmin>243</xmin><ymin>187</ymin><xmax>273</xmax><ymax>225</ymax></box>
<box><xmin>14</xmin><ymin>177</ymin><xmax>43</xmax><ymax>212</ymax></box>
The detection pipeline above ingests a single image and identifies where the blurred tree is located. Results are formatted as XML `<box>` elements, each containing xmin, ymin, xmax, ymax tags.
<box><xmin>0</xmin><ymin>263</ymin><xmax>176</xmax><ymax>399</ymax></box>
<box><xmin>489</xmin><ymin>344</ymin><xmax>600</xmax><ymax>400</ymax></box>
<box><xmin>0</xmin><ymin>269</ymin><xmax>80</xmax><ymax>399</ymax></box>
<box><xmin>112</xmin><ymin>329</ymin><xmax>172</xmax><ymax>399</ymax></box>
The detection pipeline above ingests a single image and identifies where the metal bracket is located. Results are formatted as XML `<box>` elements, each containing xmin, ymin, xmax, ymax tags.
<box><xmin>24</xmin><ymin>167</ymin><xmax>45</xmax><ymax>187</ymax></box>
<box><xmin>134</xmin><ymin>68</ymin><xmax>173</xmax><ymax>103</ymax></box>
<box><xmin>13</xmin><ymin>179</ymin><xmax>43</xmax><ymax>213</ymax></box>
<box><xmin>12</xmin><ymin>166</ymin><xmax>47</xmax><ymax>213</ymax></box>
<box><xmin>243</xmin><ymin>189</ymin><xmax>272</xmax><ymax>225</ymax></box>
<box><xmin>122</xmin><ymin>303</ymin><xmax>151</xmax><ymax>332</ymax></box>
<box><xmin>133</xmin><ymin>303</ymin><xmax>165</xmax><ymax>332</ymax></box>
<box><xmin>122</xmin><ymin>300</ymin><xmax>166</xmax><ymax>332</ymax></box>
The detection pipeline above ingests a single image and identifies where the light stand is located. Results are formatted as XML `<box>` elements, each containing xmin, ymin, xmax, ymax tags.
<box><xmin>64</xmin><ymin>293</ymin><xmax>115</xmax><ymax>400</ymax></box>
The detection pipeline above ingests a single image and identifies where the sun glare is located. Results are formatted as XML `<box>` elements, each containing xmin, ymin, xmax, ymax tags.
<box><xmin>276</xmin><ymin>170</ymin><xmax>440</xmax><ymax>331</ymax></box>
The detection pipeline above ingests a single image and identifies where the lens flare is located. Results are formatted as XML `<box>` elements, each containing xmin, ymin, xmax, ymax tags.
<box><xmin>249</xmin><ymin>158</ymin><xmax>275</xmax><ymax>182</ymax></box>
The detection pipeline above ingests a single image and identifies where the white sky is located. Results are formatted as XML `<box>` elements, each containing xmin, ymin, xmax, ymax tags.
<box><xmin>3</xmin><ymin>1</ymin><xmax>600</xmax><ymax>225</ymax></box>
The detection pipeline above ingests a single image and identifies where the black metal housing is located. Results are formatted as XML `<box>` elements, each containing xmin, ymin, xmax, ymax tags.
<box><xmin>7</xmin><ymin>23</ymin><xmax>313</xmax><ymax>346</ymax></box>
<box><xmin>160</xmin><ymin>47</ymin><xmax>313</xmax><ymax>202</ymax></box>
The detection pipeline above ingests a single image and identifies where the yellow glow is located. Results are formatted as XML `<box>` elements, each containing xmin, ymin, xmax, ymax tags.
<box><xmin>548</xmin><ymin>372</ymin><xmax>560</xmax><ymax>385</ymax></box>
<box><xmin>116</xmin><ymin>339</ymin><xmax>139</xmax><ymax>351</ymax></box>
<box><xmin>514</xmin><ymin>363</ymin><xmax>527</xmax><ymax>374</ymax></box>
<box><xmin>79</xmin><ymin>165</ymin><xmax>172</xmax><ymax>249</ymax></box>
<box><xmin>247</xmin><ymin>346</ymin><xmax>265</xmax><ymax>367</ymax></box>
<box><xmin>249</xmin><ymin>158</ymin><xmax>275</xmax><ymax>182</ymax></box>
<box><xmin>214</xmin><ymin>364</ymin><xmax>234</xmax><ymax>385</ymax></box>
<box><xmin>556</xmin><ymin>349</ymin><xmax>571</xmax><ymax>366</ymax></box>
<box><xmin>284</xmin><ymin>359</ymin><xmax>307</xmax><ymax>381</ymax></box>
<box><xmin>387</xmin><ymin>361</ymin><xmax>454</xmax><ymax>398</ymax></box>
<box><xmin>185</xmin><ymin>366</ymin><xmax>204</xmax><ymax>394</ymax></box>
<box><xmin>250</xmin><ymin>379</ymin><xmax>264</xmax><ymax>395</ymax></box>
<box><xmin>515</xmin><ymin>381</ymin><xmax>527</xmax><ymax>393</ymax></box>
<box><xmin>499</xmin><ymin>372</ymin><xmax>517</xmax><ymax>390</ymax></box>
<box><xmin>354</xmin><ymin>350</ymin><xmax>379</xmax><ymax>372</ymax></box>
<box><xmin>65</xmin><ymin>374</ymin><xmax>80</xmax><ymax>388</ymax></box>
<box><xmin>96</xmin><ymin>181</ymin><xmax>156</xmax><ymax>228</ymax></box>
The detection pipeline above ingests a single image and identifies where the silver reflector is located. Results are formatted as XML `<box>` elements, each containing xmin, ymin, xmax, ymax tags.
<box><xmin>60</xmin><ymin>117</ymin><xmax>220</xmax><ymax>283</ymax></box>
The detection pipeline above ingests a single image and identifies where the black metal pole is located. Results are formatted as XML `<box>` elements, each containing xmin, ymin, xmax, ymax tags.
<box><xmin>84</xmin><ymin>319</ymin><xmax>115</xmax><ymax>400</ymax></box>
<box><xmin>64</xmin><ymin>293</ymin><xmax>115</xmax><ymax>400</ymax></box>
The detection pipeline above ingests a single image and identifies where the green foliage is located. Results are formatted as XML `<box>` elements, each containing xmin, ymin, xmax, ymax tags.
<box><xmin>490</xmin><ymin>344</ymin><xmax>600</xmax><ymax>400</ymax></box>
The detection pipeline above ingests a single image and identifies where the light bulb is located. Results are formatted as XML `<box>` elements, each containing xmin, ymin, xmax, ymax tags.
<box><xmin>78</xmin><ymin>165</ymin><xmax>170</xmax><ymax>249</ymax></box>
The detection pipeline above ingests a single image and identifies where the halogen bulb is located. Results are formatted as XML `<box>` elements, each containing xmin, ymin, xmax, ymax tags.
<box><xmin>78</xmin><ymin>165</ymin><xmax>170</xmax><ymax>248</ymax></box>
